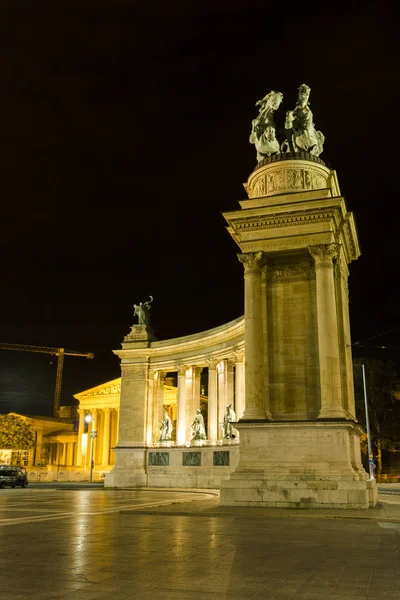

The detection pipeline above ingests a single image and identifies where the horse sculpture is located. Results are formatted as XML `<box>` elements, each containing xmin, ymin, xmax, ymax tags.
<box><xmin>249</xmin><ymin>90</ymin><xmax>283</xmax><ymax>163</ymax></box>
<box><xmin>282</xmin><ymin>84</ymin><xmax>325</xmax><ymax>157</ymax></box>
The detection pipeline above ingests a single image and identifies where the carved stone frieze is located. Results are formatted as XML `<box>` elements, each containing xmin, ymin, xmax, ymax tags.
<box><xmin>244</xmin><ymin>234</ymin><xmax>328</xmax><ymax>253</ymax></box>
<box><xmin>269</xmin><ymin>261</ymin><xmax>314</xmax><ymax>280</ymax></box>
<box><xmin>121</xmin><ymin>366</ymin><xmax>148</xmax><ymax>378</ymax></box>
<box><xmin>94</xmin><ymin>385</ymin><xmax>120</xmax><ymax>395</ymax></box>
<box><xmin>308</xmin><ymin>244</ymin><xmax>339</xmax><ymax>270</ymax></box>
<box><xmin>246</xmin><ymin>160</ymin><xmax>331</xmax><ymax>199</ymax></box>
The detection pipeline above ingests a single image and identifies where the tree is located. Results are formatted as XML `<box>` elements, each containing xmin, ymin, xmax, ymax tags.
<box><xmin>0</xmin><ymin>414</ymin><xmax>35</xmax><ymax>450</ymax></box>
<box><xmin>354</xmin><ymin>358</ymin><xmax>400</xmax><ymax>477</ymax></box>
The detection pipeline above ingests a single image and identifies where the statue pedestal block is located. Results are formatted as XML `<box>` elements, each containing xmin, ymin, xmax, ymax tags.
<box><xmin>158</xmin><ymin>441</ymin><xmax>173</xmax><ymax>448</ymax></box>
<box><xmin>104</xmin><ymin>447</ymin><xmax>147</xmax><ymax>488</ymax></box>
<box><xmin>123</xmin><ymin>325</ymin><xmax>157</xmax><ymax>345</ymax></box>
<box><xmin>220</xmin><ymin>421</ymin><xmax>377</xmax><ymax>509</ymax></box>
<box><xmin>190</xmin><ymin>439</ymin><xmax>206</xmax><ymax>447</ymax></box>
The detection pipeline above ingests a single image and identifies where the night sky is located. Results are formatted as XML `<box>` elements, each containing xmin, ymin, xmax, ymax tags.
<box><xmin>0</xmin><ymin>1</ymin><xmax>398</xmax><ymax>415</ymax></box>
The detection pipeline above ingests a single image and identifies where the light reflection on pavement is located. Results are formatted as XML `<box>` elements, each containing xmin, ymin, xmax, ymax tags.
<box><xmin>0</xmin><ymin>489</ymin><xmax>215</xmax><ymax>526</ymax></box>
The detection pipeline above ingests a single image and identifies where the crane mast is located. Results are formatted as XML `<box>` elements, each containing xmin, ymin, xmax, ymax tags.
<box><xmin>0</xmin><ymin>343</ymin><xmax>94</xmax><ymax>417</ymax></box>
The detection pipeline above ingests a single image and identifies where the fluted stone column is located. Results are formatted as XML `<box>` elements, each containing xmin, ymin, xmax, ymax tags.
<box><xmin>101</xmin><ymin>408</ymin><xmax>111</xmax><ymax>466</ymax></box>
<box><xmin>226</xmin><ymin>358</ymin><xmax>235</xmax><ymax>407</ymax></box>
<box><xmin>145</xmin><ymin>370</ymin><xmax>155</xmax><ymax>445</ymax></box>
<box><xmin>309</xmin><ymin>244</ymin><xmax>346</xmax><ymax>419</ymax></box>
<box><xmin>207</xmin><ymin>359</ymin><xmax>218</xmax><ymax>442</ymax></box>
<box><xmin>90</xmin><ymin>409</ymin><xmax>98</xmax><ymax>464</ymax></box>
<box><xmin>238</xmin><ymin>252</ymin><xmax>267</xmax><ymax>420</ymax></box>
<box><xmin>60</xmin><ymin>443</ymin><xmax>66</xmax><ymax>466</ymax></box>
<box><xmin>67</xmin><ymin>442</ymin><xmax>75</xmax><ymax>466</ymax></box>
<box><xmin>75</xmin><ymin>409</ymin><xmax>86</xmax><ymax>466</ymax></box>
<box><xmin>217</xmin><ymin>360</ymin><xmax>227</xmax><ymax>435</ymax></box>
<box><xmin>234</xmin><ymin>351</ymin><xmax>245</xmax><ymax>419</ymax></box>
<box><xmin>261</xmin><ymin>262</ymin><xmax>272</xmax><ymax>419</ymax></box>
<box><xmin>153</xmin><ymin>371</ymin><xmax>166</xmax><ymax>443</ymax></box>
<box><xmin>34</xmin><ymin>430</ymin><xmax>43</xmax><ymax>466</ymax></box>
<box><xmin>177</xmin><ymin>365</ymin><xmax>187</xmax><ymax>444</ymax></box>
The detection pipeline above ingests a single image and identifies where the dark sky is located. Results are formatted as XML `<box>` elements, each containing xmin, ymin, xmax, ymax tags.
<box><xmin>0</xmin><ymin>0</ymin><xmax>398</xmax><ymax>415</ymax></box>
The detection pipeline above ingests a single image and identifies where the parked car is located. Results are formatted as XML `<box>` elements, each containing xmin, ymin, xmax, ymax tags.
<box><xmin>0</xmin><ymin>465</ymin><xmax>28</xmax><ymax>489</ymax></box>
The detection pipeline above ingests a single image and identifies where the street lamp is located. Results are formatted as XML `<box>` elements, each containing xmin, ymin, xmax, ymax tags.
<box><xmin>354</xmin><ymin>364</ymin><xmax>375</xmax><ymax>480</ymax></box>
<box><xmin>85</xmin><ymin>414</ymin><xmax>97</xmax><ymax>483</ymax></box>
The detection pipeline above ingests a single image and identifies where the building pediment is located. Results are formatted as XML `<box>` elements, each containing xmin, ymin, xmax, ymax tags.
<box><xmin>73</xmin><ymin>378</ymin><xmax>121</xmax><ymax>401</ymax></box>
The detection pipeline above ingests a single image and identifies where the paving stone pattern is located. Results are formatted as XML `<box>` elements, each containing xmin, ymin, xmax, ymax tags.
<box><xmin>0</xmin><ymin>487</ymin><xmax>400</xmax><ymax>599</ymax></box>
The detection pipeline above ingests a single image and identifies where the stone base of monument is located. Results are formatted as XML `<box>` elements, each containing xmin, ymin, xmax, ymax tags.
<box><xmin>219</xmin><ymin>421</ymin><xmax>377</xmax><ymax>509</ymax></box>
<box><xmin>104</xmin><ymin>447</ymin><xmax>148</xmax><ymax>487</ymax></box>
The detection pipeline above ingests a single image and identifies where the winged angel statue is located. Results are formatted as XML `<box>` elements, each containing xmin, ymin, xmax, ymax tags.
<box><xmin>133</xmin><ymin>296</ymin><xmax>153</xmax><ymax>326</ymax></box>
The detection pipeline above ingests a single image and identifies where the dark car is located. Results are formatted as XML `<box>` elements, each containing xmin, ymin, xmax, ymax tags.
<box><xmin>0</xmin><ymin>465</ymin><xmax>28</xmax><ymax>489</ymax></box>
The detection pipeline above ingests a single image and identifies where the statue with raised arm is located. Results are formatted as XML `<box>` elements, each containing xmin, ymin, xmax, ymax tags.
<box><xmin>222</xmin><ymin>404</ymin><xmax>236</xmax><ymax>438</ymax></box>
<box><xmin>191</xmin><ymin>408</ymin><xmax>207</xmax><ymax>441</ymax></box>
<box><xmin>159</xmin><ymin>411</ymin><xmax>173</xmax><ymax>442</ymax></box>
<box><xmin>249</xmin><ymin>90</ymin><xmax>283</xmax><ymax>163</ymax></box>
<box><xmin>133</xmin><ymin>295</ymin><xmax>153</xmax><ymax>326</ymax></box>
<box><xmin>283</xmin><ymin>84</ymin><xmax>325</xmax><ymax>156</ymax></box>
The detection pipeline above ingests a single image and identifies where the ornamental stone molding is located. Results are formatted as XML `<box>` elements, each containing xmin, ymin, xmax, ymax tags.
<box><xmin>238</xmin><ymin>251</ymin><xmax>264</xmax><ymax>275</ymax></box>
<box><xmin>233</xmin><ymin>211</ymin><xmax>334</xmax><ymax>234</ymax></box>
<box><xmin>120</xmin><ymin>365</ymin><xmax>149</xmax><ymax>378</ymax></box>
<box><xmin>244</xmin><ymin>157</ymin><xmax>337</xmax><ymax>199</ymax></box>
<box><xmin>269</xmin><ymin>260</ymin><xmax>314</xmax><ymax>280</ymax></box>
<box><xmin>308</xmin><ymin>243</ymin><xmax>339</xmax><ymax>270</ymax></box>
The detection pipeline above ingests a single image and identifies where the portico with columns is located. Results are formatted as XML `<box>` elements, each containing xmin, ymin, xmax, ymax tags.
<box><xmin>105</xmin><ymin>320</ymin><xmax>245</xmax><ymax>488</ymax></box>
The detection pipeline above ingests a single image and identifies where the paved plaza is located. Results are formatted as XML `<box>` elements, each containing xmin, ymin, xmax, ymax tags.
<box><xmin>0</xmin><ymin>486</ymin><xmax>400</xmax><ymax>599</ymax></box>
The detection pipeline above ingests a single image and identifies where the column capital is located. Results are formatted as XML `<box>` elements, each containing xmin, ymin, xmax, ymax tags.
<box><xmin>177</xmin><ymin>364</ymin><xmax>187</xmax><ymax>376</ymax></box>
<box><xmin>102</xmin><ymin>407</ymin><xmax>111</xmax><ymax>415</ymax></box>
<box><xmin>238</xmin><ymin>251</ymin><xmax>264</xmax><ymax>275</ymax></box>
<box><xmin>308</xmin><ymin>243</ymin><xmax>339</xmax><ymax>270</ymax></box>
<box><xmin>234</xmin><ymin>349</ymin><xmax>245</xmax><ymax>363</ymax></box>
<box><xmin>226</xmin><ymin>356</ymin><xmax>236</xmax><ymax>370</ymax></box>
<box><xmin>77</xmin><ymin>408</ymin><xmax>85</xmax><ymax>416</ymax></box>
<box><xmin>206</xmin><ymin>358</ymin><xmax>219</xmax><ymax>370</ymax></box>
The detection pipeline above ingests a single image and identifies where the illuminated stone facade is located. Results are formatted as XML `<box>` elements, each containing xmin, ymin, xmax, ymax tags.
<box><xmin>218</xmin><ymin>153</ymin><xmax>377</xmax><ymax>508</ymax></box>
<box><xmin>106</xmin><ymin>153</ymin><xmax>377</xmax><ymax>508</ymax></box>
<box><xmin>105</xmin><ymin>320</ymin><xmax>245</xmax><ymax>488</ymax></box>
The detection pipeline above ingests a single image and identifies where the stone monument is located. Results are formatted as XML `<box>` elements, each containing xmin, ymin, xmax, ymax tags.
<box><xmin>105</xmin><ymin>297</ymin><xmax>157</xmax><ymax>487</ymax></box>
<box><xmin>219</xmin><ymin>84</ymin><xmax>377</xmax><ymax>508</ymax></box>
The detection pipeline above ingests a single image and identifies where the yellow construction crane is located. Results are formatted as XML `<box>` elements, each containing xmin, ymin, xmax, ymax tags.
<box><xmin>0</xmin><ymin>343</ymin><xmax>94</xmax><ymax>417</ymax></box>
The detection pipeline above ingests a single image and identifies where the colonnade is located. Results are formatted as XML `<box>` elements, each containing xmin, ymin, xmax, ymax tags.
<box><xmin>45</xmin><ymin>441</ymin><xmax>76</xmax><ymax>466</ymax></box>
<box><xmin>149</xmin><ymin>354</ymin><xmax>245</xmax><ymax>445</ymax></box>
<box><xmin>75</xmin><ymin>408</ymin><xmax>119</xmax><ymax>467</ymax></box>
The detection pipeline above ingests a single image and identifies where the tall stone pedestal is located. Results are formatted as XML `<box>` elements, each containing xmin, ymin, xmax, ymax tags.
<box><xmin>220</xmin><ymin>421</ymin><xmax>377</xmax><ymax>508</ymax></box>
<box><xmin>221</xmin><ymin>152</ymin><xmax>377</xmax><ymax>508</ymax></box>
<box><xmin>104</xmin><ymin>324</ymin><xmax>156</xmax><ymax>488</ymax></box>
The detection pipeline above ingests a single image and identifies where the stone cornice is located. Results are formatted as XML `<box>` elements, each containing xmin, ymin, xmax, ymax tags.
<box><xmin>232</xmin><ymin>208</ymin><xmax>339</xmax><ymax>233</ymax></box>
<box><xmin>114</xmin><ymin>316</ymin><xmax>245</xmax><ymax>368</ymax></box>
